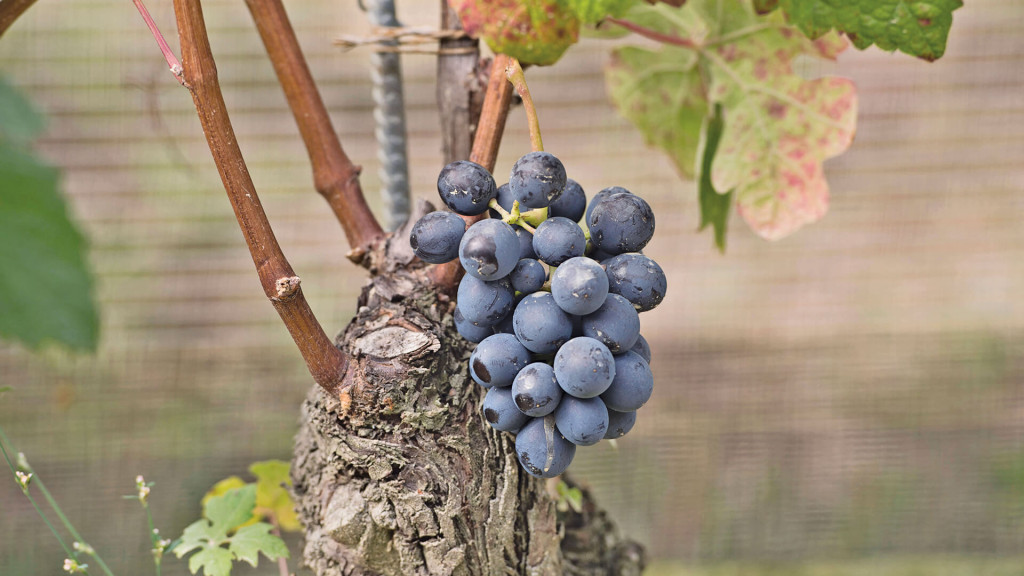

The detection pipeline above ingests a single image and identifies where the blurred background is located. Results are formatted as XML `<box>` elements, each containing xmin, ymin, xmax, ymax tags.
<box><xmin>2</xmin><ymin>1</ymin><xmax>1023</xmax><ymax>574</ymax></box>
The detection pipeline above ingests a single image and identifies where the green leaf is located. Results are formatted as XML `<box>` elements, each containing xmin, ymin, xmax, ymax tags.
<box><xmin>249</xmin><ymin>460</ymin><xmax>300</xmax><ymax>532</ymax></box>
<box><xmin>778</xmin><ymin>0</ymin><xmax>962</xmax><ymax>61</ymax></box>
<box><xmin>187</xmin><ymin>546</ymin><xmax>234</xmax><ymax>576</ymax></box>
<box><xmin>204</xmin><ymin>484</ymin><xmax>257</xmax><ymax>539</ymax></box>
<box><xmin>228</xmin><ymin>523</ymin><xmax>289</xmax><ymax>568</ymax></box>
<box><xmin>451</xmin><ymin>0</ymin><xmax>579</xmax><ymax>65</ymax></box>
<box><xmin>696</xmin><ymin>104</ymin><xmax>732</xmax><ymax>252</ymax></box>
<box><xmin>567</xmin><ymin>0</ymin><xmax>634</xmax><ymax>23</ymax></box>
<box><xmin>605</xmin><ymin>45</ymin><xmax>708</xmax><ymax>179</ymax></box>
<box><xmin>0</xmin><ymin>143</ymin><xmax>99</xmax><ymax>351</ymax></box>
<box><xmin>175</xmin><ymin>520</ymin><xmax>221</xmax><ymax>558</ymax></box>
<box><xmin>0</xmin><ymin>75</ymin><xmax>45</xmax><ymax>147</ymax></box>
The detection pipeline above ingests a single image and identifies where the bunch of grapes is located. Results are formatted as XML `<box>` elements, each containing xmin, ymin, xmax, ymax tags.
<box><xmin>409</xmin><ymin>151</ymin><xmax>667</xmax><ymax>478</ymax></box>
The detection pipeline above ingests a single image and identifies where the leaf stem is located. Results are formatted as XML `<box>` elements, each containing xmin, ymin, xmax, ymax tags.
<box><xmin>605</xmin><ymin>17</ymin><xmax>700</xmax><ymax>50</ymax></box>
<box><xmin>131</xmin><ymin>0</ymin><xmax>186</xmax><ymax>86</ymax></box>
<box><xmin>505</xmin><ymin>58</ymin><xmax>543</xmax><ymax>152</ymax></box>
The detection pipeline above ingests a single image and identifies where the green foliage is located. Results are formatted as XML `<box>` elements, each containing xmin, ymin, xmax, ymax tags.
<box><xmin>567</xmin><ymin>0</ymin><xmax>634</xmax><ymax>23</ymax></box>
<box><xmin>176</xmin><ymin>485</ymin><xmax>288</xmax><ymax>576</ymax></box>
<box><xmin>451</xmin><ymin>0</ymin><xmax>580</xmax><ymax>65</ymax></box>
<box><xmin>605</xmin><ymin>0</ymin><xmax>857</xmax><ymax>242</ymax></box>
<box><xmin>696</xmin><ymin>105</ymin><xmax>732</xmax><ymax>251</ymax></box>
<box><xmin>774</xmin><ymin>0</ymin><xmax>963</xmax><ymax>61</ymax></box>
<box><xmin>0</xmin><ymin>76</ymin><xmax>98</xmax><ymax>351</ymax></box>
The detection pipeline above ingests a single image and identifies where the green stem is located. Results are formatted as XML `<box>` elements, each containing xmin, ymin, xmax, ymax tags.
<box><xmin>144</xmin><ymin>505</ymin><xmax>161</xmax><ymax>576</ymax></box>
<box><xmin>504</xmin><ymin>58</ymin><xmax>543</xmax><ymax>152</ymax></box>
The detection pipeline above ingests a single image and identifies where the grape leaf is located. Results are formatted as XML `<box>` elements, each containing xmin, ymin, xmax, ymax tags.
<box><xmin>0</xmin><ymin>76</ymin><xmax>45</xmax><ymax>146</ymax></box>
<box><xmin>778</xmin><ymin>0</ymin><xmax>962</xmax><ymax>61</ymax></box>
<box><xmin>696</xmin><ymin>104</ymin><xmax>732</xmax><ymax>251</ymax></box>
<box><xmin>229</xmin><ymin>523</ymin><xmax>289</xmax><ymax>567</ymax></box>
<box><xmin>187</xmin><ymin>547</ymin><xmax>234</xmax><ymax>576</ymax></box>
<box><xmin>567</xmin><ymin>0</ymin><xmax>634</xmax><ymax>23</ymax></box>
<box><xmin>450</xmin><ymin>0</ymin><xmax>579</xmax><ymax>66</ymax></box>
<box><xmin>0</xmin><ymin>143</ymin><xmax>99</xmax><ymax>351</ymax></box>
<box><xmin>605</xmin><ymin>45</ymin><xmax>707</xmax><ymax>179</ymax></box>
<box><xmin>250</xmin><ymin>460</ymin><xmax>300</xmax><ymax>532</ymax></box>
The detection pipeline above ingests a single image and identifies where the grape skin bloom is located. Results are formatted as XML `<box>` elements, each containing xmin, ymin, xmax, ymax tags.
<box><xmin>410</xmin><ymin>210</ymin><xmax>466</xmax><ymax>264</ymax></box>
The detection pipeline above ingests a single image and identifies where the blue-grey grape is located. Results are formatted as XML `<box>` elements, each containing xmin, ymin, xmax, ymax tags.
<box><xmin>532</xmin><ymin>217</ymin><xmax>585</xmax><ymax>266</ymax></box>
<box><xmin>469</xmin><ymin>333</ymin><xmax>531</xmax><ymax>388</ymax></box>
<box><xmin>509</xmin><ymin>258</ymin><xmax>546</xmax><ymax>294</ymax></box>
<box><xmin>600</xmin><ymin>351</ymin><xmax>653</xmax><ymax>412</ymax></box>
<box><xmin>437</xmin><ymin>160</ymin><xmax>497</xmax><ymax>216</ymax></box>
<box><xmin>512</xmin><ymin>292</ymin><xmax>573</xmax><ymax>354</ymax></box>
<box><xmin>581</xmin><ymin>293</ymin><xmax>640</xmax><ymax>353</ymax></box>
<box><xmin>459</xmin><ymin>219</ymin><xmax>520</xmax><ymax>280</ymax></box>
<box><xmin>489</xmin><ymin>182</ymin><xmax>515</xmax><ymax>218</ymax></box>
<box><xmin>588</xmin><ymin>191</ymin><xmax>655</xmax><ymax>255</ymax></box>
<box><xmin>585</xmin><ymin>186</ymin><xmax>631</xmax><ymax>224</ymax></box>
<box><xmin>549</xmin><ymin>178</ymin><xmax>586</xmax><ymax>222</ymax></box>
<box><xmin>513</xmin><ymin>225</ymin><xmax>537</xmax><ymax>259</ymax></box>
<box><xmin>550</xmin><ymin>256</ymin><xmax>608</xmax><ymax>316</ymax></box>
<box><xmin>491</xmin><ymin>311</ymin><xmax>516</xmax><ymax>336</ymax></box>
<box><xmin>604</xmin><ymin>253</ymin><xmax>667</xmax><ymax>312</ymax></box>
<box><xmin>482</xmin><ymin>386</ymin><xmax>529</xmax><ymax>433</ymax></box>
<box><xmin>553</xmin><ymin>337</ymin><xmax>615</xmax><ymax>398</ymax></box>
<box><xmin>512</xmin><ymin>362</ymin><xmax>562</xmax><ymax>417</ymax></box>
<box><xmin>554</xmin><ymin>396</ymin><xmax>609</xmax><ymax>446</ymax></box>
<box><xmin>604</xmin><ymin>409</ymin><xmax>636</xmax><ymax>439</ymax></box>
<box><xmin>515</xmin><ymin>416</ymin><xmax>576</xmax><ymax>478</ymax></box>
<box><xmin>509</xmin><ymin>152</ymin><xmax>566</xmax><ymax>208</ymax></box>
<box><xmin>410</xmin><ymin>210</ymin><xmax>465</xmax><ymax>264</ymax></box>
<box><xmin>454</xmin><ymin>306</ymin><xmax>491</xmax><ymax>343</ymax></box>
<box><xmin>456</xmin><ymin>275</ymin><xmax>514</xmax><ymax>326</ymax></box>
<box><xmin>630</xmin><ymin>334</ymin><xmax>652</xmax><ymax>364</ymax></box>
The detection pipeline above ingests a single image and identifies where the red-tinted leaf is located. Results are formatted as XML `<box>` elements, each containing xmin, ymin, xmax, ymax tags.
<box><xmin>450</xmin><ymin>0</ymin><xmax>579</xmax><ymax>66</ymax></box>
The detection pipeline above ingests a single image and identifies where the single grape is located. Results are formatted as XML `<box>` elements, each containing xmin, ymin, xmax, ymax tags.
<box><xmin>515</xmin><ymin>416</ymin><xmax>576</xmax><ymax>478</ymax></box>
<box><xmin>604</xmin><ymin>253</ymin><xmax>667</xmax><ymax>312</ymax></box>
<box><xmin>512</xmin><ymin>362</ymin><xmax>563</xmax><ymax>417</ymax></box>
<box><xmin>459</xmin><ymin>219</ymin><xmax>520</xmax><ymax>281</ymax></box>
<box><xmin>586</xmin><ymin>246</ymin><xmax>615</xmax><ymax>263</ymax></box>
<box><xmin>600</xmin><ymin>351</ymin><xmax>653</xmax><ymax>412</ymax></box>
<box><xmin>585</xmin><ymin>186</ymin><xmax>631</xmax><ymax>224</ymax></box>
<box><xmin>509</xmin><ymin>258</ymin><xmax>546</xmax><ymax>294</ymax></box>
<box><xmin>554</xmin><ymin>396</ymin><xmax>609</xmax><ymax>446</ymax></box>
<box><xmin>489</xmin><ymin>182</ymin><xmax>515</xmax><ymax>218</ymax></box>
<box><xmin>456</xmin><ymin>275</ymin><xmax>514</xmax><ymax>326</ymax></box>
<box><xmin>491</xmin><ymin>311</ymin><xmax>516</xmax><ymax>336</ymax></box>
<box><xmin>513</xmin><ymin>225</ymin><xmax>537</xmax><ymax>259</ymax></box>
<box><xmin>630</xmin><ymin>334</ymin><xmax>652</xmax><ymax>364</ymax></box>
<box><xmin>454</xmin><ymin>306</ymin><xmax>492</xmax><ymax>343</ymax></box>
<box><xmin>550</xmin><ymin>256</ymin><xmax>609</xmax><ymax>316</ymax></box>
<box><xmin>588</xmin><ymin>191</ymin><xmax>655</xmax><ymax>255</ymax></box>
<box><xmin>469</xmin><ymin>333</ymin><xmax>531</xmax><ymax>388</ymax></box>
<box><xmin>509</xmin><ymin>151</ymin><xmax>567</xmax><ymax>208</ymax></box>
<box><xmin>482</xmin><ymin>386</ymin><xmax>529</xmax><ymax>433</ymax></box>
<box><xmin>604</xmin><ymin>409</ymin><xmax>637</xmax><ymax>439</ymax></box>
<box><xmin>533</xmin><ymin>217</ymin><xmax>586</xmax><ymax>266</ymax></box>
<box><xmin>581</xmin><ymin>293</ymin><xmax>640</xmax><ymax>353</ymax></box>
<box><xmin>437</xmin><ymin>160</ymin><xmax>497</xmax><ymax>216</ymax></box>
<box><xmin>549</xmin><ymin>178</ymin><xmax>586</xmax><ymax>222</ymax></box>
<box><xmin>409</xmin><ymin>211</ymin><xmax>466</xmax><ymax>264</ymax></box>
<box><xmin>513</xmin><ymin>292</ymin><xmax>573</xmax><ymax>354</ymax></box>
<box><xmin>553</xmin><ymin>337</ymin><xmax>616</xmax><ymax>398</ymax></box>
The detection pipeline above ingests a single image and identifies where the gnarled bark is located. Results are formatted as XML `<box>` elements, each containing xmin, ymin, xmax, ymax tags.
<box><xmin>292</xmin><ymin>203</ymin><xmax>645</xmax><ymax>575</ymax></box>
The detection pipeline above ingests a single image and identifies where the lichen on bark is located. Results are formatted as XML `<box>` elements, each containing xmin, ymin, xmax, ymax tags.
<box><xmin>291</xmin><ymin>202</ymin><xmax>644</xmax><ymax>575</ymax></box>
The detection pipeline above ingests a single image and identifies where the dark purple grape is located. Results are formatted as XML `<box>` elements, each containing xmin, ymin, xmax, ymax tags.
<box><xmin>489</xmin><ymin>182</ymin><xmax>515</xmax><ymax>218</ymax></box>
<box><xmin>454</xmin><ymin>306</ymin><xmax>492</xmax><ymax>343</ymax></box>
<box><xmin>515</xmin><ymin>416</ymin><xmax>576</xmax><ymax>478</ymax></box>
<box><xmin>437</xmin><ymin>160</ymin><xmax>497</xmax><ymax>216</ymax></box>
<box><xmin>604</xmin><ymin>409</ymin><xmax>636</xmax><ymax>439</ymax></box>
<box><xmin>512</xmin><ymin>292</ymin><xmax>573</xmax><ymax>354</ymax></box>
<box><xmin>550</xmin><ymin>256</ymin><xmax>608</xmax><ymax>316</ymax></box>
<box><xmin>459</xmin><ymin>219</ymin><xmax>520</xmax><ymax>281</ymax></box>
<box><xmin>554</xmin><ymin>396</ymin><xmax>609</xmax><ymax>446</ymax></box>
<box><xmin>549</xmin><ymin>179</ymin><xmax>586</xmax><ymax>222</ymax></box>
<box><xmin>600</xmin><ymin>351</ymin><xmax>653</xmax><ymax>412</ymax></box>
<box><xmin>588</xmin><ymin>191</ymin><xmax>654</xmax><ymax>255</ymax></box>
<box><xmin>553</xmin><ymin>337</ymin><xmax>615</xmax><ymax>398</ymax></box>
<box><xmin>604</xmin><ymin>253</ymin><xmax>667</xmax><ymax>312</ymax></box>
<box><xmin>509</xmin><ymin>152</ymin><xmax>567</xmax><ymax>208</ymax></box>
<box><xmin>533</xmin><ymin>217</ymin><xmax>586</xmax><ymax>266</ymax></box>
<box><xmin>513</xmin><ymin>225</ymin><xmax>537</xmax><ymax>259</ymax></box>
<box><xmin>581</xmin><ymin>294</ymin><xmax>640</xmax><ymax>353</ymax></box>
<box><xmin>482</xmin><ymin>386</ymin><xmax>529</xmax><ymax>432</ymax></box>
<box><xmin>509</xmin><ymin>258</ymin><xmax>546</xmax><ymax>294</ymax></box>
<box><xmin>585</xmin><ymin>186</ymin><xmax>631</xmax><ymax>224</ymax></box>
<box><xmin>512</xmin><ymin>362</ymin><xmax>562</xmax><ymax>417</ymax></box>
<box><xmin>410</xmin><ymin>211</ymin><xmax>466</xmax><ymax>264</ymax></box>
<box><xmin>630</xmin><ymin>334</ymin><xmax>652</xmax><ymax>363</ymax></box>
<box><xmin>456</xmin><ymin>275</ymin><xmax>514</xmax><ymax>327</ymax></box>
<box><xmin>469</xmin><ymin>333</ymin><xmax>531</xmax><ymax>388</ymax></box>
